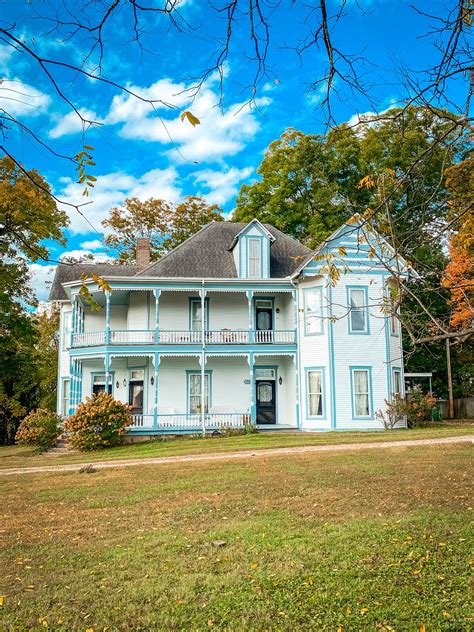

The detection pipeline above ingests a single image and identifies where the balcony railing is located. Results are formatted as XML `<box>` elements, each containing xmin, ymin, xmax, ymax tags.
<box><xmin>72</xmin><ymin>329</ymin><xmax>296</xmax><ymax>348</ymax></box>
<box><xmin>130</xmin><ymin>412</ymin><xmax>250</xmax><ymax>431</ymax></box>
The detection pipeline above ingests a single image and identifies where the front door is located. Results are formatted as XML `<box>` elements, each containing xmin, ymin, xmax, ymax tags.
<box><xmin>256</xmin><ymin>380</ymin><xmax>276</xmax><ymax>424</ymax></box>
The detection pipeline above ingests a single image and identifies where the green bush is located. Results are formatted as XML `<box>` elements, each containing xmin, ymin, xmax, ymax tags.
<box><xmin>15</xmin><ymin>409</ymin><xmax>61</xmax><ymax>452</ymax></box>
<box><xmin>65</xmin><ymin>392</ymin><xmax>132</xmax><ymax>451</ymax></box>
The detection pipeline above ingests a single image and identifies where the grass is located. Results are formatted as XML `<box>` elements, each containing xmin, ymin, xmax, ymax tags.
<box><xmin>0</xmin><ymin>441</ymin><xmax>472</xmax><ymax>630</ymax></box>
<box><xmin>1</xmin><ymin>422</ymin><xmax>473</xmax><ymax>470</ymax></box>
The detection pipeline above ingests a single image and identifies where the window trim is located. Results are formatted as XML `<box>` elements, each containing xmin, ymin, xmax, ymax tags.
<box><xmin>391</xmin><ymin>367</ymin><xmax>403</xmax><ymax>397</ymax></box>
<box><xmin>186</xmin><ymin>370</ymin><xmax>212</xmax><ymax>414</ymax></box>
<box><xmin>188</xmin><ymin>297</ymin><xmax>209</xmax><ymax>331</ymax></box>
<box><xmin>350</xmin><ymin>366</ymin><xmax>373</xmax><ymax>419</ymax></box>
<box><xmin>347</xmin><ymin>286</ymin><xmax>370</xmax><ymax>335</ymax></box>
<box><xmin>247</xmin><ymin>236</ymin><xmax>263</xmax><ymax>278</ymax></box>
<box><xmin>61</xmin><ymin>377</ymin><xmax>70</xmax><ymax>417</ymax></box>
<box><xmin>305</xmin><ymin>367</ymin><xmax>326</xmax><ymax>420</ymax></box>
<box><xmin>303</xmin><ymin>287</ymin><xmax>324</xmax><ymax>336</ymax></box>
<box><xmin>90</xmin><ymin>371</ymin><xmax>115</xmax><ymax>396</ymax></box>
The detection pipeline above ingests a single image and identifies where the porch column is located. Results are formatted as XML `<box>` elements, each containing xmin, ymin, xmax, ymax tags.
<box><xmin>68</xmin><ymin>359</ymin><xmax>75</xmax><ymax>416</ymax></box>
<box><xmin>153</xmin><ymin>289</ymin><xmax>161</xmax><ymax>343</ymax></box>
<box><xmin>246</xmin><ymin>291</ymin><xmax>253</xmax><ymax>343</ymax></box>
<box><xmin>293</xmin><ymin>353</ymin><xmax>300</xmax><ymax>429</ymax></box>
<box><xmin>104</xmin><ymin>353</ymin><xmax>110</xmax><ymax>396</ymax></box>
<box><xmin>200</xmin><ymin>285</ymin><xmax>206</xmax><ymax>435</ymax></box>
<box><xmin>249</xmin><ymin>353</ymin><xmax>256</xmax><ymax>424</ymax></box>
<box><xmin>153</xmin><ymin>353</ymin><xmax>160</xmax><ymax>431</ymax></box>
<box><xmin>105</xmin><ymin>290</ymin><xmax>111</xmax><ymax>345</ymax></box>
<box><xmin>71</xmin><ymin>296</ymin><xmax>78</xmax><ymax>347</ymax></box>
<box><xmin>292</xmin><ymin>289</ymin><xmax>298</xmax><ymax>342</ymax></box>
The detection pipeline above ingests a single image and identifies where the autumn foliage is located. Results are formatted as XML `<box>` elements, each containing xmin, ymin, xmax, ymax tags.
<box><xmin>442</xmin><ymin>239</ymin><xmax>474</xmax><ymax>330</ymax></box>
<box><xmin>65</xmin><ymin>392</ymin><xmax>132</xmax><ymax>451</ymax></box>
<box><xmin>15</xmin><ymin>409</ymin><xmax>62</xmax><ymax>451</ymax></box>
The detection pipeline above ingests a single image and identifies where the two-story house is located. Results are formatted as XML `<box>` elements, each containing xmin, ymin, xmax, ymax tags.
<box><xmin>50</xmin><ymin>218</ymin><xmax>410</xmax><ymax>434</ymax></box>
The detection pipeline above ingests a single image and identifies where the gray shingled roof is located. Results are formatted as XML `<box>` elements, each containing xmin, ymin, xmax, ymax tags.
<box><xmin>49</xmin><ymin>222</ymin><xmax>312</xmax><ymax>300</ymax></box>
<box><xmin>49</xmin><ymin>263</ymin><xmax>136</xmax><ymax>301</ymax></box>
<box><xmin>137</xmin><ymin>222</ymin><xmax>312</xmax><ymax>278</ymax></box>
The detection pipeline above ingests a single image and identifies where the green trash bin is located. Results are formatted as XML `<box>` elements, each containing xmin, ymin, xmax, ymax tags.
<box><xmin>431</xmin><ymin>405</ymin><xmax>442</xmax><ymax>422</ymax></box>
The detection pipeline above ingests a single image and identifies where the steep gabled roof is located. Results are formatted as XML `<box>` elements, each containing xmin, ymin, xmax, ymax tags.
<box><xmin>136</xmin><ymin>222</ymin><xmax>311</xmax><ymax>278</ymax></box>
<box><xmin>49</xmin><ymin>263</ymin><xmax>136</xmax><ymax>301</ymax></box>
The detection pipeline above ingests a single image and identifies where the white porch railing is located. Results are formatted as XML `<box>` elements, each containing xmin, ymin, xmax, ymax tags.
<box><xmin>72</xmin><ymin>331</ymin><xmax>105</xmax><ymax>347</ymax></box>
<box><xmin>129</xmin><ymin>413</ymin><xmax>250</xmax><ymax>431</ymax></box>
<box><xmin>72</xmin><ymin>329</ymin><xmax>297</xmax><ymax>347</ymax></box>
<box><xmin>158</xmin><ymin>330</ymin><xmax>202</xmax><ymax>344</ymax></box>
<box><xmin>110</xmin><ymin>330</ymin><xmax>154</xmax><ymax>345</ymax></box>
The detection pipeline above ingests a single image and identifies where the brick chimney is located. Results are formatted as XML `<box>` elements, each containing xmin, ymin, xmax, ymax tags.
<box><xmin>136</xmin><ymin>237</ymin><xmax>151</xmax><ymax>271</ymax></box>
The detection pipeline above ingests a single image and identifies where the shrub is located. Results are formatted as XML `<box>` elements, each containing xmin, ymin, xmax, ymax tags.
<box><xmin>15</xmin><ymin>409</ymin><xmax>61</xmax><ymax>452</ymax></box>
<box><xmin>376</xmin><ymin>387</ymin><xmax>437</xmax><ymax>429</ymax></box>
<box><xmin>65</xmin><ymin>392</ymin><xmax>132</xmax><ymax>451</ymax></box>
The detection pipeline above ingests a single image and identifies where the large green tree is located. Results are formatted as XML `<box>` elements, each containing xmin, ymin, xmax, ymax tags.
<box><xmin>0</xmin><ymin>157</ymin><xmax>68</xmax><ymax>444</ymax></box>
<box><xmin>103</xmin><ymin>195</ymin><xmax>224</xmax><ymax>263</ymax></box>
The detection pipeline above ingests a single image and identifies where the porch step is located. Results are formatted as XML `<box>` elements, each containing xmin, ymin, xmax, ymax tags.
<box><xmin>45</xmin><ymin>435</ymin><xmax>74</xmax><ymax>456</ymax></box>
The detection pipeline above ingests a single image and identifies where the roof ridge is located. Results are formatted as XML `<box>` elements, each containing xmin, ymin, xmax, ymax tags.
<box><xmin>135</xmin><ymin>221</ymin><xmax>217</xmax><ymax>276</ymax></box>
<box><xmin>263</xmin><ymin>224</ymin><xmax>312</xmax><ymax>252</ymax></box>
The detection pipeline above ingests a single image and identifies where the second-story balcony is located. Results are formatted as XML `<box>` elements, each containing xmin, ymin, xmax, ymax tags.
<box><xmin>71</xmin><ymin>328</ymin><xmax>296</xmax><ymax>348</ymax></box>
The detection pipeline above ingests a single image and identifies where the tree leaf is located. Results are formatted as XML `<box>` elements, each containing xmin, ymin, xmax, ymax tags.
<box><xmin>180</xmin><ymin>111</ymin><xmax>201</xmax><ymax>127</ymax></box>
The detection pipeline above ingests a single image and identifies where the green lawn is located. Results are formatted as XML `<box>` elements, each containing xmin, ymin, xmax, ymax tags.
<box><xmin>1</xmin><ymin>423</ymin><xmax>473</xmax><ymax>470</ymax></box>
<box><xmin>0</xmin><ymin>441</ymin><xmax>472</xmax><ymax>630</ymax></box>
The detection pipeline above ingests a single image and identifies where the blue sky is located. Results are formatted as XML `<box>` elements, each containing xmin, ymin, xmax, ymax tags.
<box><xmin>0</xmin><ymin>0</ymin><xmax>467</xmax><ymax>302</ymax></box>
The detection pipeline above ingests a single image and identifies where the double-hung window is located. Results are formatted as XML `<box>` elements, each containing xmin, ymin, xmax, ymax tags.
<box><xmin>304</xmin><ymin>287</ymin><xmax>323</xmax><ymax>334</ymax></box>
<box><xmin>188</xmin><ymin>373</ymin><xmax>210</xmax><ymax>414</ymax></box>
<box><xmin>248</xmin><ymin>238</ymin><xmax>261</xmax><ymax>278</ymax></box>
<box><xmin>390</xmin><ymin>297</ymin><xmax>399</xmax><ymax>335</ymax></box>
<box><xmin>351</xmin><ymin>368</ymin><xmax>372</xmax><ymax>418</ymax></box>
<box><xmin>190</xmin><ymin>299</ymin><xmax>208</xmax><ymax>331</ymax></box>
<box><xmin>392</xmin><ymin>369</ymin><xmax>402</xmax><ymax>396</ymax></box>
<box><xmin>307</xmin><ymin>369</ymin><xmax>324</xmax><ymax>417</ymax></box>
<box><xmin>348</xmin><ymin>287</ymin><xmax>369</xmax><ymax>333</ymax></box>
<box><xmin>61</xmin><ymin>379</ymin><xmax>70</xmax><ymax>417</ymax></box>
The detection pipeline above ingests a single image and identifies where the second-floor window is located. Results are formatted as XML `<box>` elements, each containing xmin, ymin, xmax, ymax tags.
<box><xmin>248</xmin><ymin>238</ymin><xmax>261</xmax><ymax>277</ymax></box>
<box><xmin>62</xmin><ymin>311</ymin><xmax>72</xmax><ymax>350</ymax></box>
<box><xmin>304</xmin><ymin>287</ymin><xmax>323</xmax><ymax>334</ymax></box>
<box><xmin>190</xmin><ymin>298</ymin><xmax>208</xmax><ymax>331</ymax></box>
<box><xmin>348</xmin><ymin>287</ymin><xmax>369</xmax><ymax>333</ymax></box>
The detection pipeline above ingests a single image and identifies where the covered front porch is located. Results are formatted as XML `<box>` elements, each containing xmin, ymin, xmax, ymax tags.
<box><xmin>68</xmin><ymin>352</ymin><xmax>298</xmax><ymax>434</ymax></box>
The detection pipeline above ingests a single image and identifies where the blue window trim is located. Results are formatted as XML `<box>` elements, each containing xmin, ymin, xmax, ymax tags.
<box><xmin>90</xmin><ymin>371</ymin><xmax>115</xmax><ymax>396</ymax></box>
<box><xmin>254</xmin><ymin>364</ymin><xmax>278</xmax><ymax>423</ymax></box>
<box><xmin>304</xmin><ymin>366</ymin><xmax>327</xmax><ymax>420</ymax></box>
<box><xmin>303</xmin><ymin>286</ymin><xmax>324</xmax><ymax>336</ymax></box>
<box><xmin>346</xmin><ymin>285</ymin><xmax>370</xmax><ymax>335</ymax></box>
<box><xmin>253</xmin><ymin>296</ymin><xmax>275</xmax><ymax>331</ymax></box>
<box><xmin>391</xmin><ymin>366</ymin><xmax>402</xmax><ymax>396</ymax></box>
<box><xmin>188</xmin><ymin>297</ymin><xmax>210</xmax><ymax>330</ymax></box>
<box><xmin>349</xmin><ymin>366</ymin><xmax>374</xmax><ymax>419</ymax></box>
<box><xmin>186</xmin><ymin>369</ymin><xmax>212</xmax><ymax>414</ymax></box>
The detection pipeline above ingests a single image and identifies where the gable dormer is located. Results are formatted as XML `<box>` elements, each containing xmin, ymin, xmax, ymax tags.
<box><xmin>232</xmin><ymin>219</ymin><xmax>274</xmax><ymax>279</ymax></box>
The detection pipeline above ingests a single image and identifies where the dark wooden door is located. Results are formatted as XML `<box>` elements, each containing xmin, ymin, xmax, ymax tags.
<box><xmin>256</xmin><ymin>380</ymin><xmax>276</xmax><ymax>424</ymax></box>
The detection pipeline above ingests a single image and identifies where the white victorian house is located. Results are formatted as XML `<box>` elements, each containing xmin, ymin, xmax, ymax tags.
<box><xmin>51</xmin><ymin>218</ymin><xmax>411</xmax><ymax>434</ymax></box>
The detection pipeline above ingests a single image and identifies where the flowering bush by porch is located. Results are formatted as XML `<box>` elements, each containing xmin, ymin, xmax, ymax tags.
<box><xmin>65</xmin><ymin>392</ymin><xmax>132</xmax><ymax>451</ymax></box>
<box><xmin>15</xmin><ymin>409</ymin><xmax>61</xmax><ymax>452</ymax></box>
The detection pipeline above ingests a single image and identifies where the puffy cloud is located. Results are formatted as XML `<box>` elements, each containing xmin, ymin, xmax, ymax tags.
<box><xmin>79</xmin><ymin>239</ymin><xmax>104</xmax><ymax>250</ymax></box>
<box><xmin>0</xmin><ymin>78</ymin><xmax>50</xmax><ymax>117</ymax></box>
<box><xmin>56</xmin><ymin>167</ymin><xmax>182</xmax><ymax>234</ymax></box>
<box><xmin>193</xmin><ymin>166</ymin><xmax>254</xmax><ymax>206</ymax></box>
<box><xmin>59</xmin><ymin>249</ymin><xmax>110</xmax><ymax>262</ymax></box>
<box><xmin>106</xmin><ymin>75</ymin><xmax>271</xmax><ymax>163</ymax></box>
<box><xmin>49</xmin><ymin>108</ymin><xmax>103</xmax><ymax>138</ymax></box>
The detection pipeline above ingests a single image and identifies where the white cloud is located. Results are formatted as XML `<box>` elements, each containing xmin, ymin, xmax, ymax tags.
<box><xmin>29</xmin><ymin>264</ymin><xmax>56</xmax><ymax>303</ymax></box>
<box><xmin>193</xmin><ymin>166</ymin><xmax>254</xmax><ymax>206</ymax></box>
<box><xmin>59</xmin><ymin>249</ymin><xmax>111</xmax><ymax>262</ymax></box>
<box><xmin>106</xmin><ymin>75</ymin><xmax>271</xmax><ymax>163</ymax></box>
<box><xmin>57</xmin><ymin>166</ymin><xmax>181</xmax><ymax>234</ymax></box>
<box><xmin>79</xmin><ymin>239</ymin><xmax>103</xmax><ymax>250</ymax></box>
<box><xmin>49</xmin><ymin>108</ymin><xmax>103</xmax><ymax>138</ymax></box>
<box><xmin>0</xmin><ymin>78</ymin><xmax>50</xmax><ymax>117</ymax></box>
<box><xmin>0</xmin><ymin>45</ymin><xmax>14</xmax><ymax>71</ymax></box>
